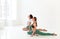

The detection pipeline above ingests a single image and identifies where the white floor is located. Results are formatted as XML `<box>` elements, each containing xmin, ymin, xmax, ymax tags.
<box><xmin>0</xmin><ymin>26</ymin><xmax>60</xmax><ymax>39</ymax></box>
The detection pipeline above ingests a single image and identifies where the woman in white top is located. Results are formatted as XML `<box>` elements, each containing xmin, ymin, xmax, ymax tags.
<box><xmin>23</xmin><ymin>14</ymin><xmax>33</xmax><ymax>31</ymax></box>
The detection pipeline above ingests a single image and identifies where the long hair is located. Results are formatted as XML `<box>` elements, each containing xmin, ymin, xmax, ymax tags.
<box><xmin>29</xmin><ymin>14</ymin><xmax>33</xmax><ymax>19</ymax></box>
<box><xmin>34</xmin><ymin>17</ymin><xmax>37</xmax><ymax>26</ymax></box>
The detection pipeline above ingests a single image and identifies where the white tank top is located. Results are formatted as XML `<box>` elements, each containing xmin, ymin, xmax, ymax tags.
<box><xmin>27</xmin><ymin>19</ymin><xmax>33</xmax><ymax>25</ymax></box>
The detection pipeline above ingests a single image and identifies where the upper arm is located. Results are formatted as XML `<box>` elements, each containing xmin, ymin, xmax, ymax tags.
<box><xmin>34</xmin><ymin>23</ymin><xmax>36</xmax><ymax>27</ymax></box>
<box><xmin>33</xmin><ymin>23</ymin><xmax>36</xmax><ymax>30</ymax></box>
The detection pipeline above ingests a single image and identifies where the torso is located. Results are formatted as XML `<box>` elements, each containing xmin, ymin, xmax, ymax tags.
<box><xmin>28</xmin><ymin>19</ymin><xmax>33</xmax><ymax>25</ymax></box>
<box><xmin>32</xmin><ymin>21</ymin><xmax>37</xmax><ymax>28</ymax></box>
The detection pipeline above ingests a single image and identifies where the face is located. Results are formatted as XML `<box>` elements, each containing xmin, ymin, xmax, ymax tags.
<box><xmin>32</xmin><ymin>18</ymin><xmax>35</xmax><ymax>22</ymax></box>
<box><xmin>28</xmin><ymin>16</ymin><xmax>30</xmax><ymax>19</ymax></box>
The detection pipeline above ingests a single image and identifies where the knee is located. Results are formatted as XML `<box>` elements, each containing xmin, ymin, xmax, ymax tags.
<box><xmin>27</xmin><ymin>32</ymin><xmax>32</xmax><ymax>35</ymax></box>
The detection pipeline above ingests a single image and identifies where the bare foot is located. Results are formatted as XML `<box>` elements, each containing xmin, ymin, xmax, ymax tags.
<box><xmin>52</xmin><ymin>33</ymin><xmax>57</xmax><ymax>36</ymax></box>
<box><xmin>23</xmin><ymin>28</ymin><xmax>28</xmax><ymax>31</ymax></box>
<box><xmin>42</xmin><ymin>29</ymin><xmax>47</xmax><ymax>31</ymax></box>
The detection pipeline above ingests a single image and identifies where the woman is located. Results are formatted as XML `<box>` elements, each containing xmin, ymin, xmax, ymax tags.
<box><xmin>23</xmin><ymin>14</ymin><xmax>33</xmax><ymax>31</ymax></box>
<box><xmin>27</xmin><ymin>17</ymin><xmax>57</xmax><ymax>37</ymax></box>
<box><xmin>23</xmin><ymin>14</ymin><xmax>47</xmax><ymax>31</ymax></box>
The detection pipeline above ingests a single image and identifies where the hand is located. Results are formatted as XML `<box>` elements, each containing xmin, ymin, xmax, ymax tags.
<box><xmin>31</xmin><ymin>35</ymin><xmax>33</xmax><ymax>37</ymax></box>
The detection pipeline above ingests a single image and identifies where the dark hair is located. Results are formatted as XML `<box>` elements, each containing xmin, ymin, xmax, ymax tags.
<box><xmin>32</xmin><ymin>17</ymin><xmax>37</xmax><ymax>28</ymax></box>
<box><xmin>34</xmin><ymin>17</ymin><xmax>37</xmax><ymax>26</ymax></box>
<box><xmin>29</xmin><ymin>14</ymin><xmax>33</xmax><ymax>19</ymax></box>
<box><xmin>34</xmin><ymin>17</ymin><xmax>37</xmax><ymax>21</ymax></box>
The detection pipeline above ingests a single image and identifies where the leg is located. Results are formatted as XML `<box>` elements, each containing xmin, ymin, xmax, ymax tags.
<box><xmin>38</xmin><ymin>28</ymin><xmax>47</xmax><ymax>32</ymax></box>
<box><xmin>27</xmin><ymin>31</ymin><xmax>33</xmax><ymax>35</ymax></box>
<box><xmin>38</xmin><ymin>31</ymin><xmax>57</xmax><ymax>36</ymax></box>
<box><xmin>23</xmin><ymin>26</ymin><xmax>29</xmax><ymax>31</ymax></box>
<box><xmin>23</xmin><ymin>28</ymin><xmax>29</xmax><ymax>31</ymax></box>
<box><xmin>36</xmin><ymin>30</ymin><xmax>57</xmax><ymax>36</ymax></box>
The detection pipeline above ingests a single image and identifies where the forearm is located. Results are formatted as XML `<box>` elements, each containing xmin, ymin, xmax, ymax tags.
<box><xmin>27</xmin><ymin>22</ymin><xmax>31</xmax><ymax>26</ymax></box>
<box><xmin>32</xmin><ymin>28</ymin><xmax>36</xmax><ymax>35</ymax></box>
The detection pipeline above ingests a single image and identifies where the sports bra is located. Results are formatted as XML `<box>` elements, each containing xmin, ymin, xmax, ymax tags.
<box><xmin>32</xmin><ymin>21</ymin><xmax>37</xmax><ymax>28</ymax></box>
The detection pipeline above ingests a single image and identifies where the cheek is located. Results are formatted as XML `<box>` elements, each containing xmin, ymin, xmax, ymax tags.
<box><xmin>32</xmin><ymin>18</ymin><xmax>34</xmax><ymax>20</ymax></box>
<box><xmin>32</xmin><ymin>19</ymin><xmax>34</xmax><ymax>21</ymax></box>
<box><xmin>28</xmin><ymin>17</ymin><xmax>30</xmax><ymax>19</ymax></box>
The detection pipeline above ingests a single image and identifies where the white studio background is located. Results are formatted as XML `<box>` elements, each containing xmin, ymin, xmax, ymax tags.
<box><xmin>0</xmin><ymin>0</ymin><xmax>60</xmax><ymax>39</ymax></box>
<box><xmin>0</xmin><ymin>0</ymin><xmax>60</xmax><ymax>37</ymax></box>
<box><xmin>17</xmin><ymin>0</ymin><xmax>60</xmax><ymax>34</ymax></box>
<box><xmin>0</xmin><ymin>0</ymin><xmax>17</xmax><ymax>39</ymax></box>
<box><xmin>0</xmin><ymin>0</ymin><xmax>17</xmax><ymax>28</ymax></box>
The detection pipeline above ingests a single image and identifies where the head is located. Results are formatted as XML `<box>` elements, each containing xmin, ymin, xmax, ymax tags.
<box><xmin>32</xmin><ymin>17</ymin><xmax>37</xmax><ymax>22</ymax></box>
<box><xmin>32</xmin><ymin>17</ymin><xmax>37</xmax><ymax>26</ymax></box>
<box><xmin>28</xmin><ymin>14</ymin><xmax>33</xmax><ymax>19</ymax></box>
